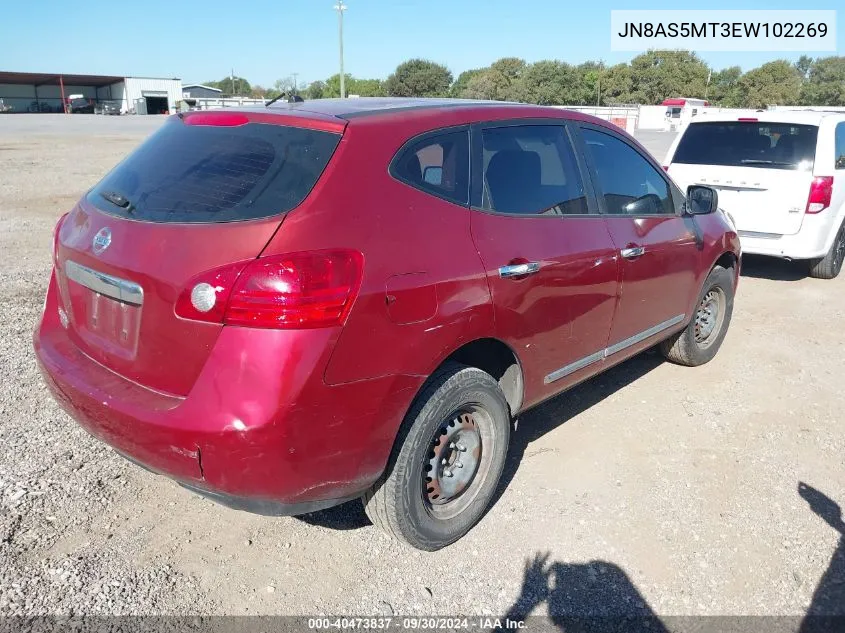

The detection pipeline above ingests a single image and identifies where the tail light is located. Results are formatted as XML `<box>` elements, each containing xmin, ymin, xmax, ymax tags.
<box><xmin>662</xmin><ymin>165</ymin><xmax>669</xmax><ymax>172</ymax></box>
<box><xmin>52</xmin><ymin>212</ymin><xmax>69</xmax><ymax>265</ymax></box>
<box><xmin>806</xmin><ymin>176</ymin><xmax>834</xmax><ymax>214</ymax></box>
<box><xmin>175</xmin><ymin>249</ymin><xmax>364</xmax><ymax>329</ymax></box>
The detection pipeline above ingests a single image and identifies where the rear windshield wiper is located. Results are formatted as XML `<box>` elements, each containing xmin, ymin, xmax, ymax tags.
<box><xmin>739</xmin><ymin>159</ymin><xmax>796</xmax><ymax>166</ymax></box>
<box><xmin>99</xmin><ymin>190</ymin><xmax>135</xmax><ymax>212</ymax></box>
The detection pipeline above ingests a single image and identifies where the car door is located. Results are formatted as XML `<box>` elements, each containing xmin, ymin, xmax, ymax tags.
<box><xmin>576</xmin><ymin>124</ymin><xmax>701</xmax><ymax>359</ymax></box>
<box><xmin>469</xmin><ymin>120</ymin><xmax>620</xmax><ymax>408</ymax></box>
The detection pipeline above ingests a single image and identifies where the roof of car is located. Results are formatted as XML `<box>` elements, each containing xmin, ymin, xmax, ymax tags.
<box><xmin>688</xmin><ymin>109</ymin><xmax>845</xmax><ymax>125</ymax></box>
<box><xmin>265</xmin><ymin>97</ymin><xmax>540</xmax><ymax>120</ymax></box>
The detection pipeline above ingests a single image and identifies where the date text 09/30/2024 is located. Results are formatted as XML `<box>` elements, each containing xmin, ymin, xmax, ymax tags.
<box><xmin>307</xmin><ymin>617</ymin><xmax>527</xmax><ymax>630</ymax></box>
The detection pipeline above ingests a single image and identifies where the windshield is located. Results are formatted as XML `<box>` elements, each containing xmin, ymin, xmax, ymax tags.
<box><xmin>673</xmin><ymin>121</ymin><xmax>818</xmax><ymax>171</ymax></box>
<box><xmin>87</xmin><ymin>117</ymin><xmax>341</xmax><ymax>223</ymax></box>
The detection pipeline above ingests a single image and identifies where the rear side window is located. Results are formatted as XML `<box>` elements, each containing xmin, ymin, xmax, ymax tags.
<box><xmin>87</xmin><ymin>117</ymin><xmax>341</xmax><ymax>223</ymax></box>
<box><xmin>391</xmin><ymin>130</ymin><xmax>469</xmax><ymax>205</ymax></box>
<box><xmin>480</xmin><ymin>125</ymin><xmax>588</xmax><ymax>216</ymax></box>
<box><xmin>836</xmin><ymin>122</ymin><xmax>845</xmax><ymax>170</ymax></box>
<box><xmin>673</xmin><ymin>121</ymin><xmax>818</xmax><ymax>171</ymax></box>
<box><xmin>582</xmin><ymin>128</ymin><xmax>673</xmax><ymax>216</ymax></box>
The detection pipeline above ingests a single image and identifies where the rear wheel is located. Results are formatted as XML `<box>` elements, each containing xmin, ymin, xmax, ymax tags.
<box><xmin>363</xmin><ymin>363</ymin><xmax>510</xmax><ymax>551</ymax></box>
<box><xmin>660</xmin><ymin>265</ymin><xmax>734</xmax><ymax>367</ymax></box>
<box><xmin>808</xmin><ymin>221</ymin><xmax>845</xmax><ymax>280</ymax></box>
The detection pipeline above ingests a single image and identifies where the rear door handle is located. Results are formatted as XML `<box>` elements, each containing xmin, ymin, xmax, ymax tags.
<box><xmin>499</xmin><ymin>262</ymin><xmax>541</xmax><ymax>278</ymax></box>
<box><xmin>620</xmin><ymin>246</ymin><xmax>646</xmax><ymax>259</ymax></box>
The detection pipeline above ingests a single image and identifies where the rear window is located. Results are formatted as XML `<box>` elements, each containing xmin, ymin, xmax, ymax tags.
<box><xmin>673</xmin><ymin>121</ymin><xmax>818</xmax><ymax>171</ymax></box>
<box><xmin>87</xmin><ymin>116</ymin><xmax>341</xmax><ymax>223</ymax></box>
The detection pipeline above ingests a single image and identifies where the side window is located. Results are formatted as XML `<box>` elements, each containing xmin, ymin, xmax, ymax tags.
<box><xmin>392</xmin><ymin>130</ymin><xmax>469</xmax><ymax>205</ymax></box>
<box><xmin>582</xmin><ymin>128</ymin><xmax>674</xmax><ymax>216</ymax></box>
<box><xmin>480</xmin><ymin>125</ymin><xmax>588</xmax><ymax>216</ymax></box>
<box><xmin>836</xmin><ymin>122</ymin><xmax>845</xmax><ymax>170</ymax></box>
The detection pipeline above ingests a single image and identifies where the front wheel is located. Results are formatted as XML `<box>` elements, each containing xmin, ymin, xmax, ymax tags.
<box><xmin>363</xmin><ymin>363</ymin><xmax>510</xmax><ymax>551</ymax></box>
<box><xmin>808</xmin><ymin>220</ymin><xmax>845</xmax><ymax>280</ymax></box>
<box><xmin>660</xmin><ymin>265</ymin><xmax>734</xmax><ymax>367</ymax></box>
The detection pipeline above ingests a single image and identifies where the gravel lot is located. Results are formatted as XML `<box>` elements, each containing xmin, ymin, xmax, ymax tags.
<box><xmin>1</xmin><ymin>114</ymin><xmax>843</xmax><ymax>619</ymax></box>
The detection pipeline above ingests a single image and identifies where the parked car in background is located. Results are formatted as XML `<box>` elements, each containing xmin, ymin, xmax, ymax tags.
<box><xmin>34</xmin><ymin>99</ymin><xmax>740</xmax><ymax>550</ymax></box>
<box><xmin>94</xmin><ymin>100</ymin><xmax>122</xmax><ymax>115</ymax></box>
<box><xmin>68</xmin><ymin>98</ymin><xmax>95</xmax><ymax>114</ymax></box>
<box><xmin>0</xmin><ymin>99</ymin><xmax>12</xmax><ymax>113</ymax></box>
<box><xmin>665</xmin><ymin>111</ymin><xmax>845</xmax><ymax>279</ymax></box>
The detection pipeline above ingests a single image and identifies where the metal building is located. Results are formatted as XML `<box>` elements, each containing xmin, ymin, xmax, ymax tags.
<box><xmin>0</xmin><ymin>71</ymin><xmax>182</xmax><ymax>114</ymax></box>
<box><xmin>182</xmin><ymin>84</ymin><xmax>223</xmax><ymax>99</ymax></box>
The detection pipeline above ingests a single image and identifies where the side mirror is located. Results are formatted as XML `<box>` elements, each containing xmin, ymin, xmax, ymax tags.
<box><xmin>622</xmin><ymin>193</ymin><xmax>664</xmax><ymax>215</ymax></box>
<box><xmin>423</xmin><ymin>166</ymin><xmax>442</xmax><ymax>186</ymax></box>
<box><xmin>686</xmin><ymin>185</ymin><xmax>719</xmax><ymax>215</ymax></box>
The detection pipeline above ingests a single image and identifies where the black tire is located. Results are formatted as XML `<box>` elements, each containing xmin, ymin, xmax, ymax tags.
<box><xmin>808</xmin><ymin>220</ymin><xmax>845</xmax><ymax>280</ymax></box>
<box><xmin>362</xmin><ymin>362</ymin><xmax>510</xmax><ymax>551</ymax></box>
<box><xmin>660</xmin><ymin>265</ymin><xmax>734</xmax><ymax>367</ymax></box>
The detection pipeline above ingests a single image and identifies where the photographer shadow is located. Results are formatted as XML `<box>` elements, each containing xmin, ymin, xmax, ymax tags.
<box><xmin>499</xmin><ymin>553</ymin><xmax>669</xmax><ymax>633</ymax></box>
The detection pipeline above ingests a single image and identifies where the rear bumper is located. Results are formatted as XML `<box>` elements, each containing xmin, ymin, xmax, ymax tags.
<box><xmin>35</xmin><ymin>271</ymin><xmax>423</xmax><ymax>513</ymax></box>
<box><xmin>738</xmin><ymin>212</ymin><xmax>841</xmax><ymax>260</ymax></box>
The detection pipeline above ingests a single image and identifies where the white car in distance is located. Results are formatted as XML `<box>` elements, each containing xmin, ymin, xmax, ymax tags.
<box><xmin>664</xmin><ymin>111</ymin><xmax>845</xmax><ymax>279</ymax></box>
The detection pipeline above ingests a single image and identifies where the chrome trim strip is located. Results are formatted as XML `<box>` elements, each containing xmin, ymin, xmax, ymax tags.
<box><xmin>543</xmin><ymin>350</ymin><xmax>604</xmax><ymax>385</ymax></box>
<box><xmin>544</xmin><ymin>313</ymin><xmax>685</xmax><ymax>385</ymax></box>
<box><xmin>64</xmin><ymin>260</ymin><xmax>144</xmax><ymax>306</ymax></box>
<box><xmin>605</xmin><ymin>314</ymin><xmax>685</xmax><ymax>357</ymax></box>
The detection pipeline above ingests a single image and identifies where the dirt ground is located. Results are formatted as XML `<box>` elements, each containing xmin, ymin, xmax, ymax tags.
<box><xmin>0</xmin><ymin>114</ymin><xmax>842</xmax><ymax>619</ymax></box>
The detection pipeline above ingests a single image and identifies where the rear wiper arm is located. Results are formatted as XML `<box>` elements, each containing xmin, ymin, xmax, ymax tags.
<box><xmin>100</xmin><ymin>190</ymin><xmax>135</xmax><ymax>212</ymax></box>
<box><xmin>739</xmin><ymin>159</ymin><xmax>795</xmax><ymax>166</ymax></box>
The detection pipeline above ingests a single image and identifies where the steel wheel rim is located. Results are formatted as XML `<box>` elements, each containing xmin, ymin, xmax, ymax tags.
<box><xmin>694</xmin><ymin>287</ymin><xmax>726</xmax><ymax>349</ymax></box>
<box><xmin>422</xmin><ymin>405</ymin><xmax>495</xmax><ymax>520</ymax></box>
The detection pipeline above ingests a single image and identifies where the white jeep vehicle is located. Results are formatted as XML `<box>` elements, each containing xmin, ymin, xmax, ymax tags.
<box><xmin>665</xmin><ymin>111</ymin><xmax>845</xmax><ymax>279</ymax></box>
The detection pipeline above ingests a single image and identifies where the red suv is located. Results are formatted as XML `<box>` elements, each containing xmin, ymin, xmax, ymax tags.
<box><xmin>35</xmin><ymin>99</ymin><xmax>740</xmax><ymax>550</ymax></box>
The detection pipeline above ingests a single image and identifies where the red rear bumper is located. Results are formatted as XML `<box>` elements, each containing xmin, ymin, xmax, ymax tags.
<box><xmin>35</xmin><ymin>272</ymin><xmax>422</xmax><ymax>512</ymax></box>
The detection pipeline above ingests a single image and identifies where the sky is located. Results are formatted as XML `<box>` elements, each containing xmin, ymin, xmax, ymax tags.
<box><xmin>1</xmin><ymin>0</ymin><xmax>842</xmax><ymax>87</ymax></box>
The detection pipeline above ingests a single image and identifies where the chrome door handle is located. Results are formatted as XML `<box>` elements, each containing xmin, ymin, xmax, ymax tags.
<box><xmin>499</xmin><ymin>262</ymin><xmax>541</xmax><ymax>278</ymax></box>
<box><xmin>620</xmin><ymin>246</ymin><xmax>646</xmax><ymax>259</ymax></box>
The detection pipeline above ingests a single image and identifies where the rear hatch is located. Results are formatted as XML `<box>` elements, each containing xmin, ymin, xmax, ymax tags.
<box><xmin>669</xmin><ymin>120</ymin><xmax>818</xmax><ymax>235</ymax></box>
<box><xmin>53</xmin><ymin>110</ymin><xmax>344</xmax><ymax>396</ymax></box>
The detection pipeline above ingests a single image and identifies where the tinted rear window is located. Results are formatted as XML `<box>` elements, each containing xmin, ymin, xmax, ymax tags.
<box><xmin>673</xmin><ymin>121</ymin><xmax>818</xmax><ymax>171</ymax></box>
<box><xmin>87</xmin><ymin>117</ymin><xmax>341</xmax><ymax>223</ymax></box>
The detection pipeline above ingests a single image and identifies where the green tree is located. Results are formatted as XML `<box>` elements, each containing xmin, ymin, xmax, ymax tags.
<box><xmin>305</xmin><ymin>81</ymin><xmax>326</xmax><ymax>100</ymax></box>
<box><xmin>462</xmin><ymin>70</ymin><xmax>501</xmax><ymax>100</ymax></box>
<box><xmin>796</xmin><ymin>55</ymin><xmax>815</xmax><ymax>80</ymax></box>
<box><xmin>800</xmin><ymin>56</ymin><xmax>845</xmax><ymax>106</ymax></box>
<box><xmin>512</xmin><ymin>60</ymin><xmax>580</xmax><ymax>105</ymax></box>
<box><xmin>206</xmin><ymin>76</ymin><xmax>252</xmax><ymax>97</ymax></box>
<box><xmin>324</xmin><ymin>73</ymin><xmax>353</xmax><ymax>98</ymax></box>
<box><xmin>458</xmin><ymin>58</ymin><xmax>527</xmax><ymax>101</ymax></box>
<box><xmin>576</xmin><ymin>61</ymin><xmax>605</xmax><ymax>105</ymax></box>
<box><xmin>737</xmin><ymin>60</ymin><xmax>802</xmax><ymax>108</ymax></box>
<box><xmin>450</xmin><ymin>68</ymin><xmax>483</xmax><ymax>97</ymax></box>
<box><xmin>600</xmin><ymin>63</ymin><xmax>634</xmax><ymax>104</ymax></box>
<box><xmin>627</xmin><ymin>50</ymin><xmax>710</xmax><ymax>104</ymax></box>
<box><xmin>350</xmin><ymin>78</ymin><xmax>386</xmax><ymax>97</ymax></box>
<box><xmin>385</xmin><ymin>59</ymin><xmax>453</xmax><ymax>97</ymax></box>
<box><xmin>709</xmin><ymin>66</ymin><xmax>743</xmax><ymax>107</ymax></box>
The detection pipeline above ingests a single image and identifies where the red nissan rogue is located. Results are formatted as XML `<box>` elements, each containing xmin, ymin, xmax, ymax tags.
<box><xmin>35</xmin><ymin>98</ymin><xmax>740</xmax><ymax>550</ymax></box>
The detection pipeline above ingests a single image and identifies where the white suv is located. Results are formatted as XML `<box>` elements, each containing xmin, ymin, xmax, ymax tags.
<box><xmin>665</xmin><ymin>111</ymin><xmax>845</xmax><ymax>279</ymax></box>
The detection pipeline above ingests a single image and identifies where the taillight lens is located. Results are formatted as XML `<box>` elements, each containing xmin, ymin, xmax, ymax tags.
<box><xmin>175</xmin><ymin>250</ymin><xmax>364</xmax><ymax>330</ymax></box>
<box><xmin>52</xmin><ymin>212</ymin><xmax>69</xmax><ymax>265</ymax></box>
<box><xmin>662</xmin><ymin>165</ymin><xmax>669</xmax><ymax>172</ymax></box>
<box><xmin>806</xmin><ymin>176</ymin><xmax>833</xmax><ymax>214</ymax></box>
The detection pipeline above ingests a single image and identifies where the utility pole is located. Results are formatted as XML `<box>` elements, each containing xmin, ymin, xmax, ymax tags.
<box><xmin>292</xmin><ymin>72</ymin><xmax>299</xmax><ymax>96</ymax></box>
<box><xmin>597</xmin><ymin>61</ymin><xmax>604</xmax><ymax>106</ymax></box>
<box><xmin>334</xmin><ymin>1</ymin><xmax>347</xmax><ymax>98</ymax></box>
<box><xmin>231</xmin><ymin>68</ymin><xmax>235</xmax><ymax>96</ymax></box>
